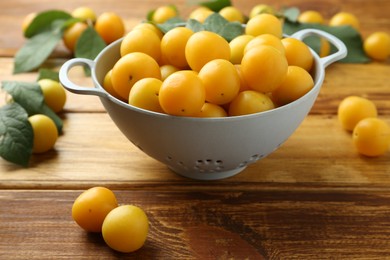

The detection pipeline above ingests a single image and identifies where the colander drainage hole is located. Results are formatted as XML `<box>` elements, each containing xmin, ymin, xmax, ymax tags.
<box><xmin>238</xmin><ymin>161</ymin><xmax>248</xmax><ymax>168</ymax></box>
<box><xmin>237</xmin><ymin>154</ymin><xmax>265</xmax><ymax>168</ymax></box>
<box><xmin>196</xmin><ymin>159</ymin><xmax>213</xmax><ymax>165</ymax></box>
<box><xmin>196</xmin><ymin>159</ymin><xmax>222</xmax><ymax>165</ymax></box>
<box><xmin>250</xmin><ymin>154</ymin><xmax>264</xmax><ymax>161</ymax></box>
<box><xmin>194</xmin><ymin>159</ymin><xmax>225</xmax><ymax>172</ymax></box>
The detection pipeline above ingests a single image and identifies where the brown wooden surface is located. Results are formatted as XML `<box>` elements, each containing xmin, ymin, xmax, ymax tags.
<box><xmin>1</xmin><ymin>0</ymin><xmax>390</xmax><ymax>259</ymax></box>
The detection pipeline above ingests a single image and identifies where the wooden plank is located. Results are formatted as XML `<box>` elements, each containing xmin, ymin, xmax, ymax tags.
<box><xmin>1</xmin><ymin>113</ymin><xmax>389</xmax><ymax>188</ymax></box>
<box><xmin>313</xmin><ymin>63</ymin><xmax>390</xmax><ymax>115</ymax></box>
<box><xmin>1</xmin><ymin>189</ymin><xmax>390</xmax><ymax>259</ymax></box>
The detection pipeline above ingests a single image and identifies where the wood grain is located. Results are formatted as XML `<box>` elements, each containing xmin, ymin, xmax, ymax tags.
<box><xmin>2</xmin><ymin>189</ymin><xmax>390</xmax><ymax>259</ymax></box>
<box><xmin>1</xmin><ymin>0</ymin><xmax>390</xmax><ymax>258</ymax></box>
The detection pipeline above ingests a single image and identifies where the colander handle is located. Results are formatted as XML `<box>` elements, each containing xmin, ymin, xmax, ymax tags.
<box><xmin>59</xmin><ymin>58</ymin><xmax>108</xmax><ymax>98</ymax></box>
<box><xmin>290</xmin><ymin>29</ymin><xmax>348</xmax><ymax>68</ymax></box>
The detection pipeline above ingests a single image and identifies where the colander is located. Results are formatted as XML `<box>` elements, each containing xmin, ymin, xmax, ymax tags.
<box><xmin>59</xmin><ymin>29</ymin><xmax>347</xmax><ymax>180</ymax></box>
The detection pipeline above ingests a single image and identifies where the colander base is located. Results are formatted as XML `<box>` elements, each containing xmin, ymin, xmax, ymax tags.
<box><xmin>168</xmin><ymin>166</ymin><xmax>247</xmax><ymax>180</ymax></box>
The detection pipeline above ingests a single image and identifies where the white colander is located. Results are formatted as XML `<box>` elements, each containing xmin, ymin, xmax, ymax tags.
<box><xmin>59</xmin><ymin>29</ymin><xmax>347</xmax><ymax>180</ymax></box>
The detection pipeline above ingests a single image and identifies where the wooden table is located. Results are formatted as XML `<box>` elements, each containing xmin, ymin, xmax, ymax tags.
<box><xmin>1</xmin><ymin>0</ymin><xmax>390</xmax><ymax>258</ymax></box>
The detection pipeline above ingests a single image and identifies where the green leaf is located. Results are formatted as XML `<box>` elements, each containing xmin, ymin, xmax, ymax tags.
<box><xmin>14</xmin><ymin>24</ymin><xmax>64</xmax><ymax>74</ymax></box>
<box><xmin>152</xmin><ymin>13</ymin><xmax>243</xmax><ymax>41</ymax></box>
<box><xmin>186</xmin><ymin>19</ymin><xmax>205</xmax><ymax>32</ymax></box>
<box><xmin>2</xmin><ymin>81</ymin><xmax>45</xmax><ymax>107</ymax></box>
<box><xmin>75</xmin><ymin>26</ymin><xmax>107</xmax><ymax>76</ymax></box>
<box><xmin>217</xmin><ymin>21</ymin><xmax>243</xmax><ymax>42</ymax></box>
<box><xmin>188</xmin><ymin>0</ymin><xmax>231</xmax><ymax>12</ymax></box>
<box><xmin>203</xmin><ymin>13</ymin><xmax>244</xmax><ymax>41</ymax></box>
<box><xmin>301</xmin><ymin>35</ymin><xmax>322</xmax><ymax>55</ymax></box>
<box><xmin>283</xmin><ymin>21</ymin><xmax>370</xmax><ymax>63</ymax></box>
<box><xmin>282</xmin><ymin>7</ymin><xmax>300</xmax><ymax>22</ymax></box>
<box><xmin>75</xmin><ymin>26</ymin><xmax>107</xmax><ymax>60</ymax></box>
<box><xmin>0</xmin><ymin>102</ymin><xmax>33</xmax><ymax>167</ymax></box>
<box><xmin>39</xmin><ymin>105</ymin><xmax>64</xmax><ymax>134</ymax></box>
<box><xmin>24</xmin><ymin>10</ymin><xmax>72</xmax><ymax>38</ymax></box>
<box><xmin>203</xmin><ymin>12</ymin><xmax>227</xmax><ymax>33</ymax></box>
<box><xmin>1</xmin><ymin>81</ymin><xmax>63</xmax><ymax>133</ymax></box>
<box><xmin>155</xmin><ymin>17</ymin><xmax>186</xmax><ymax>34</ymax></box>
<box><xmin>37</xmin><ymin>68</ymin><xmax>59</xmax><ymax>82</ymax></box>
